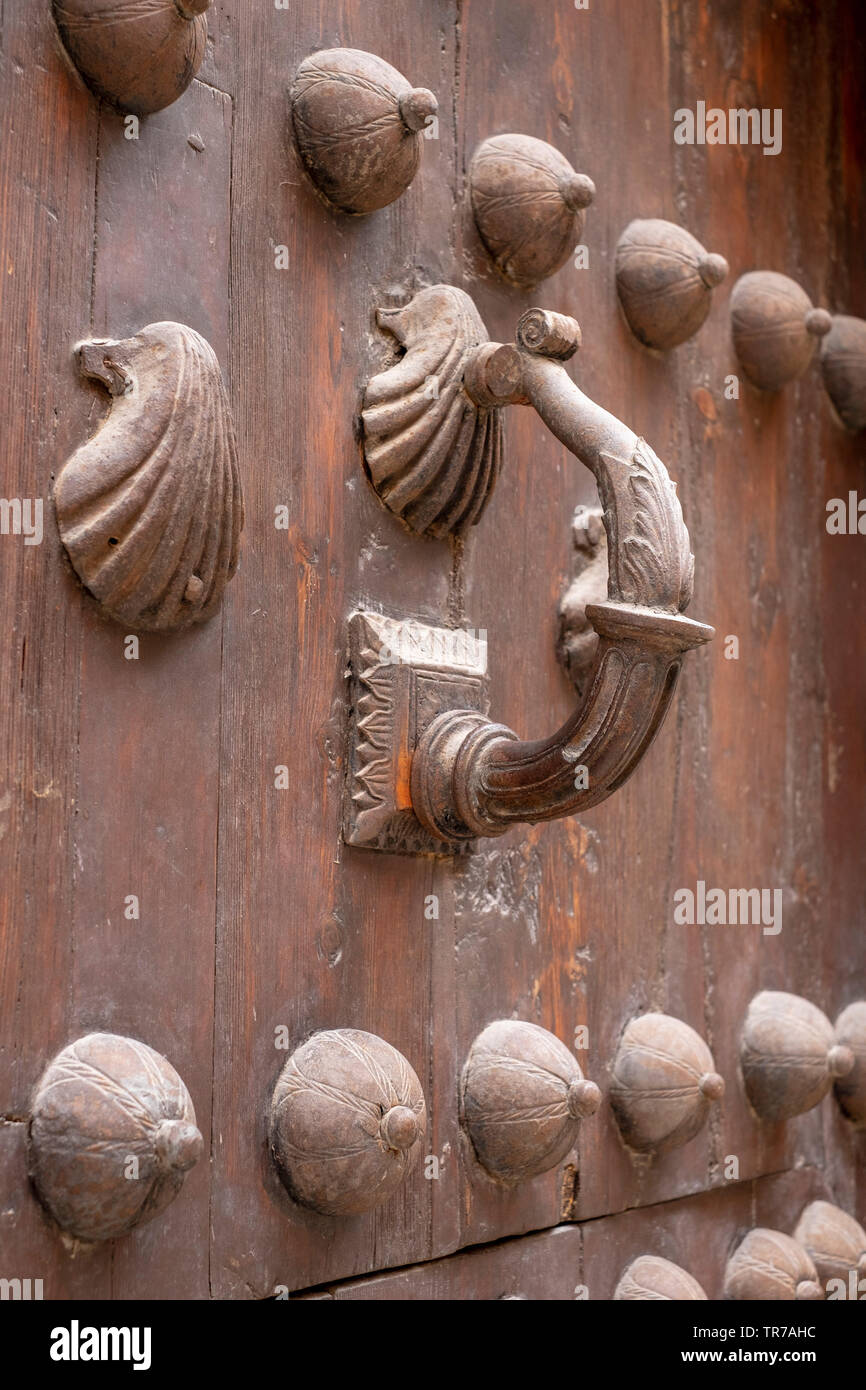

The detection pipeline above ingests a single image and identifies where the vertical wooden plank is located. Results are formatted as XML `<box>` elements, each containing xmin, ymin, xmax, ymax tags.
<box><xmin>667</xmin><ymin>0</ymin><xmax>848</xmax><ymax>1202</ymax></box>
<box><xmin>0</xmin><ymin>0</ymin><xmax>102</xmax><ymax>1297</ymax></box>
<box><xmin>454</xmin><ymin>0</ymin><xmax>866</xmax><ymax>1251</ymax></box>
<box><xmin>67</xmin><ymin>83</ymin><xmax>232</xmax><ymax>1300</ymax></box>
<box><xmin>210</xmin><ymin>0</ymin><xmax>462</xmax><ymax>1295</ymax></box>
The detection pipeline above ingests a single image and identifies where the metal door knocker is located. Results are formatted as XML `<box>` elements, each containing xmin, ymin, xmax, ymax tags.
<box><xmin>346</xmin><ymin>284</ymin><xmax>714</xmax><ymax>853</ymax></box>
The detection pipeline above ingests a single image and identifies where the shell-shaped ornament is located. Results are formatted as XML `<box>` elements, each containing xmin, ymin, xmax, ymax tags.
<box><xmin>724</xmin><ymin>1229</ymin><xmax>823</xmax><ymax>1301</ymax></box>
<box><xmin>739</xmin><ymin>991</ymin><xmax>854</xmax><ymax>1122</ymax></box>
<box><xmin>730</xmin><ymin>270</ymin><xmax>832</xmax><ymax>390</ymax></box>
<box><xmin>615</xmin><ymin>218</ymin><xmax>729</xmax><ymax>350</ymax></box>
<box><xmin>469</xmin><ymin>134</ymin><xmax>595</xmax><ymax>288</ymax></box>
<box><xmin>56</xmin><ymin>321</ymin><xmax>243</xmax><ymax>632</ymax></box>
<box><xmin>460</xmin><ymin>1020</ymin><xmax>601</xmax><ymax>1183</ymax></box>
<box><xmin>613</xmin><ymin>1256</ymin><xmax>708</xmax><ymax>1301</ymax></box>
<box><xmin>270</xmin><ymin>1028</ymin><xmax>427</xmax><ymax>1216</ymax></box>
<box><xmin>291</xmin><ymin>48</ymin><xmax>438</xmax><ymax>215</ymax></box>
<box><xmin>29</xmin><ymin>1032</ymin><xmax>202</xmax><ymax>1242</ymax></box>
<box><xmin>361</xmin><ymin>285</ymin><xmax>503</xmax><ymax>538</ymax></box>
<box><xmin>793</xmin><ymin>1201</ymin><xmax>866</xmax><ymax>1291</ymax></box>
<box><xmin>52</xmin><ymin>0</ymin><xmax>210</xmax><ymax>117</ymax></box>
<box><xmin>820</xmin><ymin>314</ymin><xmax>866</xmax><ymax>433</ymax></box>
<box><xmin>833</xmin><ymin>1001</ymin><xmax>866</xmax><ymax>1126</ymax></box>
<box><xmin>609</xmin><ymin>1012</ymin><xmax>725</xmax><ymax>1154</ymax></box>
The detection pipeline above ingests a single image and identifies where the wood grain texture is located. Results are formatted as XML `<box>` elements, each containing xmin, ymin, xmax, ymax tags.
<box><xmin>452</xmin><ymin>0</ymin><xmax>866</xmax><ymax>1252</ymax></box>
<box><xmin>0</xmin><ymin>0</ymin><xmax>103</xmax><ymax>1296</ymax></box>
<box><xmin>209</xmin><ymin>0</ymin><xmax>462</xmax><ymax>1298</ymax></box>
<box><xmin>294</xmin><ymin>1167</ymin><xmax>831</xmax><ymax>1299</ymax></box>
<box><xmin>1</xmin><ymin>0</ymin><xmax>863</xmax><ymax>1299</ymax></box>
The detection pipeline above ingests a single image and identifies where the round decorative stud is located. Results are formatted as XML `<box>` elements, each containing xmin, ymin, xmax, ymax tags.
<box><xmin>290</xmin><ymin>48</ymin><xmax>438</xmax><ymax>215</ymax></box>
<box><xmin>270</xmin><ymin>1028</ymin><xmax>427</xmax><ymax>1216</ymax></box>
<box><xmin>609</xmin><ymin>1013</ymin><xmax>725</xmax><ymax>1154</ymax></box>
<box><xmin>833</xmin><ymin>1001</ymin><xmax>866</xmax><ymax>1126</ymax></box>
<box><xmin>615</xmin><ymin>219</ymin><xmax>729</xmax><ymax>350</ymax></box>
<box><xmin>613</xmin><ymin>1256</ymin><xmax>708</xmax><ymax>1301</ymax></box>
<box><xmin>361</xmin><ymin>284</ymin><xmax>504</xmax><ymax>537</ymax></box>
<box><xmin>724</xmin><ymin>1229</ymin><xmax>824</xmax><ymax>1301</ymax></box>
<box><xmin>469</xmin><ymin>134</ymin><xmax>595</xmax><ymax>288</ymax></box>
<box><xmin>52</xmin><ymin>0</ymin><xmax>210</xmax><ymax>116</ymax></box>
<box><xmin>739</xmin><ymin>991</ymin><xmax>854</xmax><ymax>1123</ymax></box>
<box><xmin>730</xmin><ymin>271</ymin><xmax>832</xmax><ymax>390</ymax></box>
<box><xmin>793</xmin><ymin>1201</ymin><xmax>866</xmax><ymax>1292</ymax></box>
<box><xmin>28</xmin><ymin>1033</ymin><xmax>202</xmax><ymax>1243</ymax></box>
<box><xmin>460</xmin><ymin>1020</ymin><xmax>601</xmax><ymax>1182</ymax></box>
<box><xmin>55</xmin><ymin>322</ymin><xmax>244</xmax><ymax>632</ymax></box>
<box><xmin>820</xmin><ymin>315</ymin><xmax>866</xmax><ymax>432</ymax></box>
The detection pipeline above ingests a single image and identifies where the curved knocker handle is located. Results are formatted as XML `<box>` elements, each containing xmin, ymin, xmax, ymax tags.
<box><xmin>356</xmin><ymin>287</ymin><xmax>714</xmax><ymax>849</ymax></box>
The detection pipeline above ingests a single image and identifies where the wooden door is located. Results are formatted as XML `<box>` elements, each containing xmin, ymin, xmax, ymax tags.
<box><xmin>1</xmin><ymin>0</ymin><xmax>863</xmax><ymax>1301</ymax></box>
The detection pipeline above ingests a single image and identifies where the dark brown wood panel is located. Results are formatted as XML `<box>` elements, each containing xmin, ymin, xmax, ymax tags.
<box><xmin>0</xmin><ymin>1</ymin><xmax>100</xmax><ymax>1296</ymax></box>
<box><xmin>69</xmin><ymin>81</ymin><xmax>233</xmax><ymax>1301</ymax></box>
<box><xmin>295</xmin><ymin>1167</ymin><xmax>831</xmax><ymax>1300</ymax></box>
<box><xmin>451</xmin><ymin>0</ymin><xmax>866</xmax><ymax>1248</ymax></box>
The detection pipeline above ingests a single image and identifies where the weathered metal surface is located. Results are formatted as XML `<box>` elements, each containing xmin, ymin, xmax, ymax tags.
<box><xmin>29</xmin><ymin>1033</ymin><xmax>202</xmax><ymax>1243</ymax></box>
<box><xmin>362</xmin><ymin>286</ymin><xmax>503</xmax><ymax>538</ymax></box>
<box><xmin>55</xmin><ymin>322</ymin><xmax>243</xmax><ymax>631</ymax></box>
<box><xmin>730</xmin><ymin>270</ymin><xmax>832</xmax><ymax>390</ymax></box>
<box><xmin>613</xmin><ymin>1255</ymin><xmax>707</xmax><ymax>1301</ymax></box>
<box><xmin>609</xmin><ymin>1013</ymin><xmax>724</xmax><ymax>1155</ymax></box>
<box><xmin>556</xmin><ymin>505</ymin><xmax>608</xmax><ymax>694</ymax></box>
<box><xmin>469</xmin><ymin>133</ymin><xmax>595</xmax><ymax>288</ymax></box>
<box><xmin>291</xmin><ymin>48</ymin><xmax>437</xmax><ymax>215</ymax></box>
<box><xmin>793</xmin><ymin>1200</ymin><xmax>866</xmax><ymax>1291</ymax></box>
<box><xmin>389</xmin><ymin>296</ymin><xmax>715</xmax><ymax>845</ymax></box>
<box><xmin>615</xmin><ymin>218</ymin><xmax>728</xmax><ymax>350</ymax></box>
<box><xmin>723</xmin><ymin>1228</ymin><xmax>823</xmax><ymax>1301</ymax></box>
<box><xmin>740</xmin><ymin>991</ymin><xmax>854</xmax><ymax>1123</ymax></box>
<box><xmin>343</xmin><ymin>610</ymin><xmax>488</xmax><ymax>853</ymax></box>
<box><xmin>833</xmin><ymin>1002</ymin><xmax>866</xmax><ymax>1126</ymax></box>
<box><xmin>52</xmin><ymin>0</ymin><xmax>209</xmax><ymax>116</ymax></box>
<box><xmin>270</xmin><ymin>1029</ymin><xmax>427</xmax><ymax>1216</ymax></box>
<box><xmin>460</xmin><ymin>1019</ymin><xmax>600</xmax><ymax>1182</ymax></box>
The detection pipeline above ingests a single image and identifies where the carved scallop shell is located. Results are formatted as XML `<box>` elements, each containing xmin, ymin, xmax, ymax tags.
<box><xmin>29</xmin><ymin>1032</ymin><xmax>202</xmax><ymax>1242</ymax></box>
<box><xmin>362</xmin><ymin>285</ymin><xmax>503</xmax><ymax>538</ymax></box>
<box><xmin>739</xmin><ymin>991</ymin><xmax>853</xmax><ymax>1122</ymax></box>
<box><xmin>820</xmin><ymin>315</ymin><xmax>866</xmax><ymax>432</ymax></box>
<box><xmin>615</xmin><ymin>218</ymin><xmax>729</xmax><ymax>350</ymax></box>
<box><xmin>614</xmin><ymin>1256</ymin><xmax>708</xmax><ymax>1301</ymax></box>
<box><xmin>460</xmin><ymin>1020</ymin><xmax>601</xmax><ymax>1182</ymax></box>
<box><xmin>793</xmin><ymin>1201</ymin><xmax>866</xmax><ymax>1290</ymax></box>
<box><xmin>55</xmin><ymin>321</ymin><xmax>243</xmax><ymax>632</ymax></box>
<box><xmin>270</xmin><ymin>1028</ymin><xmax>427</xmax><ymax>1216</ymax></box>
<box><xmin>469</xmin><ymin>134</ymin><xmax>595</xmax><ymax>288</ymax></box>
<box><xmin>724</xmin><ymin>1229</ymin><xmax>823</xmax><ymax>1301</ymax></box>
<box><xmin>291</xmin><ymin>48</ymin><xmax>438</xmax><ymax>215</ymax></box>
<box><xmin>731</xmin><ymin>271</ymin><xmax>832</xmax><ymax>390</ymax></box>
<box><xmin>609</xmin><ymin>1012</ymin><xmax>725</xmax><ymax>1154</ymax></box>
<box><xmin>52</xmin><ymin>0</ymin><xmax>209</xmax><ymax>116</ymax></box>
<box><xmin>833</xmin><ymin>1001</ymin><xmax>866</xmax><ymax>1126</ymax></box>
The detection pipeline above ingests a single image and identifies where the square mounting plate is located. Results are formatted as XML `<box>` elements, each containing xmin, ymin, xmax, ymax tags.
<box><xmin>344</xmin><ymin>611</ymin><xmax>489</xmax><ymax>854</ymax></box>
